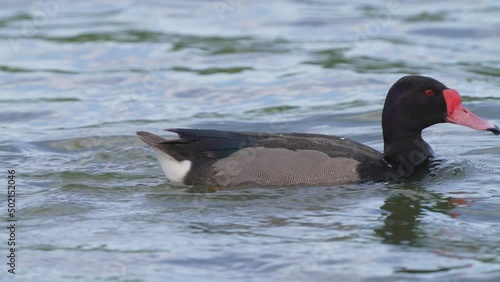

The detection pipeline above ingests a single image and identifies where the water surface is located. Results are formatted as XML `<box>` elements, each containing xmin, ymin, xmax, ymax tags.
<box><xmin>1</xmin><ymin>0</ymin><xmax>499</xmax><ymax>281</ymax></box>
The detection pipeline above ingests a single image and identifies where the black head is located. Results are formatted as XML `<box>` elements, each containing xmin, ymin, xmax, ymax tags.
<box><xmin>382</xmin><ymin>75</ymin><xmax>449</xmax><ymax>135</ymax></box>
<box><xmin>383</xmin><ymin>75</ymin><xmax>499</xmax><ymax>139</ymax></box>
<box><xmin>382</xmin><ymin>75</ymin><xmax>498</xmax><ymax>170</ymax></box>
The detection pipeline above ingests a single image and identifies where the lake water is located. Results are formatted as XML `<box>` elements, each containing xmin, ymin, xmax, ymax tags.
<box><xmin>1</xmin><ymin>0</ymin><xmax>499</xmax><ymax>281</ymax></box>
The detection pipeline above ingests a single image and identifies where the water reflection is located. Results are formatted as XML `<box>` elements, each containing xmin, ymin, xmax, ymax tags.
<box><xmin>375</xmin><ymin>182</ymin><xmax>462</xmax><ymax>247</ymax></box>
<box><xmin>376</xmin><ymin>188</ymin><xmax>423</xmax><ymax>246</ymax></box>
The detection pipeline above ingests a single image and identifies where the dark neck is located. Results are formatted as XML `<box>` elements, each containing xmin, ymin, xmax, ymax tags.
<box><xmin>383</xmin><ymin>128</ymin><xmax>435</xmax><ymax>178</ymax></box>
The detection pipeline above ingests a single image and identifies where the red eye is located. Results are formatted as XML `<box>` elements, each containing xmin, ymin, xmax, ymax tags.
<box><xmin>425</xmin><ymin>89</ymin><xmax>435</xmax><ymax>96</ymax></box>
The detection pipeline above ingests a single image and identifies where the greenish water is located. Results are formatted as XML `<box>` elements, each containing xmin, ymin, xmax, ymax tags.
<box><xmin>1</xmin><ymin>1</ymin><xmax>500</xmax><ymax>281</ymax></box>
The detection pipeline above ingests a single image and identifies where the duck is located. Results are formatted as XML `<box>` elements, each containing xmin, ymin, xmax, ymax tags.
<box><xmin>137</xmin><ymin>76</ymin><xmax>499</xmax><ymax>186</ymax></box>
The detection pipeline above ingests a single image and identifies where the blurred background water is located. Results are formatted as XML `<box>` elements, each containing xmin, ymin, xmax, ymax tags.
<box><xmin>1</xmin><ymin>0</ymin><xmax>500</xmax><ymax>281</ymax></box>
